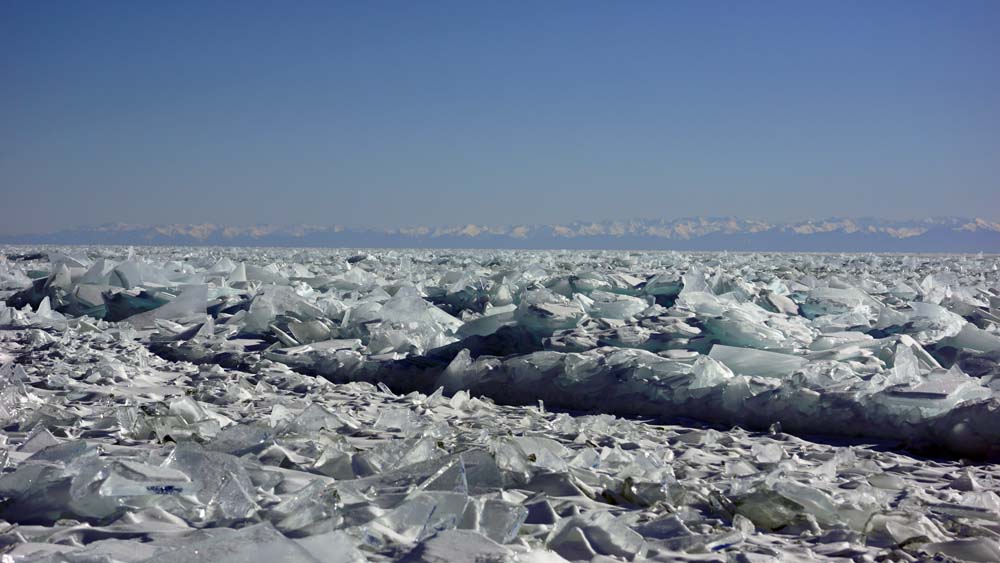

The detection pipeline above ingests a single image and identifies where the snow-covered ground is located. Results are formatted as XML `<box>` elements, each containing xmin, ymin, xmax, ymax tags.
<box><xmin>1</xmin><ymin>246</ymin><xmax>998</xmax><ymax>562</ymax></box>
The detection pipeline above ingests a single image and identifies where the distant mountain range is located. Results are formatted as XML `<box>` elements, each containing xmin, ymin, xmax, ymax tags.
<box><xmin>3</xmin><ymin>217</ymin><xmax>1000</xmax><ymax>252</ymax></box>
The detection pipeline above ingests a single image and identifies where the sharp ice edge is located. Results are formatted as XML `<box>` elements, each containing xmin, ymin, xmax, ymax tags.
<box><xmin>0</xmin><ymin>246</ymin><xmax>999</xmax><ymax>562</ymax></box>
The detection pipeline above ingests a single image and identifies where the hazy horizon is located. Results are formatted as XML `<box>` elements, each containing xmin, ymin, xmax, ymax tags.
<box><xmin>4</xmin><ymin>1</ymin><xmax>999</xmax><ymax>234</ymax></box>
<box><xmin>6</xmin><ymin>214</ymin><xmax>1000</xmax><ymax>234</ymax></box>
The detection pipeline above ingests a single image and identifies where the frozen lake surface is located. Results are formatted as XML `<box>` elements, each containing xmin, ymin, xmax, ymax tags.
<box><xmin>1</xmin><ymin>246</ymin><xmax>998</xmax><ymax>562</ymax></box>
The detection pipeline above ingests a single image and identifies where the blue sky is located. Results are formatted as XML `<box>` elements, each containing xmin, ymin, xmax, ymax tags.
<box><xmin>2</xmin><ymin>1</ymin><xmax>999</xmax><ymax>233</ymax></box>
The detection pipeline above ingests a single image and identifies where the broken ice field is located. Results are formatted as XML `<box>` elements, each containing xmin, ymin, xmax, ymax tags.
<box><xmin>1</xmin><ymin>246</ymin><xmax>999</xmax><ymax>562</ymax></box>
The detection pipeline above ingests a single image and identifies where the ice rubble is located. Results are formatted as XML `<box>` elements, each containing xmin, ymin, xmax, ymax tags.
<box><xmin>3</xmin><ymin>248</ymin><xmax>1000</xmax><ymax>457</ymax></box>
<box><xmin>1</xmin><ymin>247</ymin><xmax>1000</xmax><ymax>561</ymax></box>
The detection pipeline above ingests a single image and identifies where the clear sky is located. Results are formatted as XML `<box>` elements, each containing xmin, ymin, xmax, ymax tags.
<box><xmin>3</xmin><ymin>1</ymin><xmax>999</xmax><ymax>234</ymax></box>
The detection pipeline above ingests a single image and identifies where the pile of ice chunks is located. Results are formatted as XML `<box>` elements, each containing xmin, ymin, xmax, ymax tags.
<box><xmin>1</xmin><ymin>246</ymin><xmax>1000</xmax><ymax>561</ymax></box>
<box><xmin>13</xmin><ymin>247</ymin><xmax>994</xmax><ymax>454</ymax></box>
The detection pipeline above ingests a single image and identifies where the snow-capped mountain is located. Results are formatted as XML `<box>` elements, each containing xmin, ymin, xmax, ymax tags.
<box><xmin>4</xmin><ymin>217</ymin><xmax>1000</xmax><ymax>252</ymax></box>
